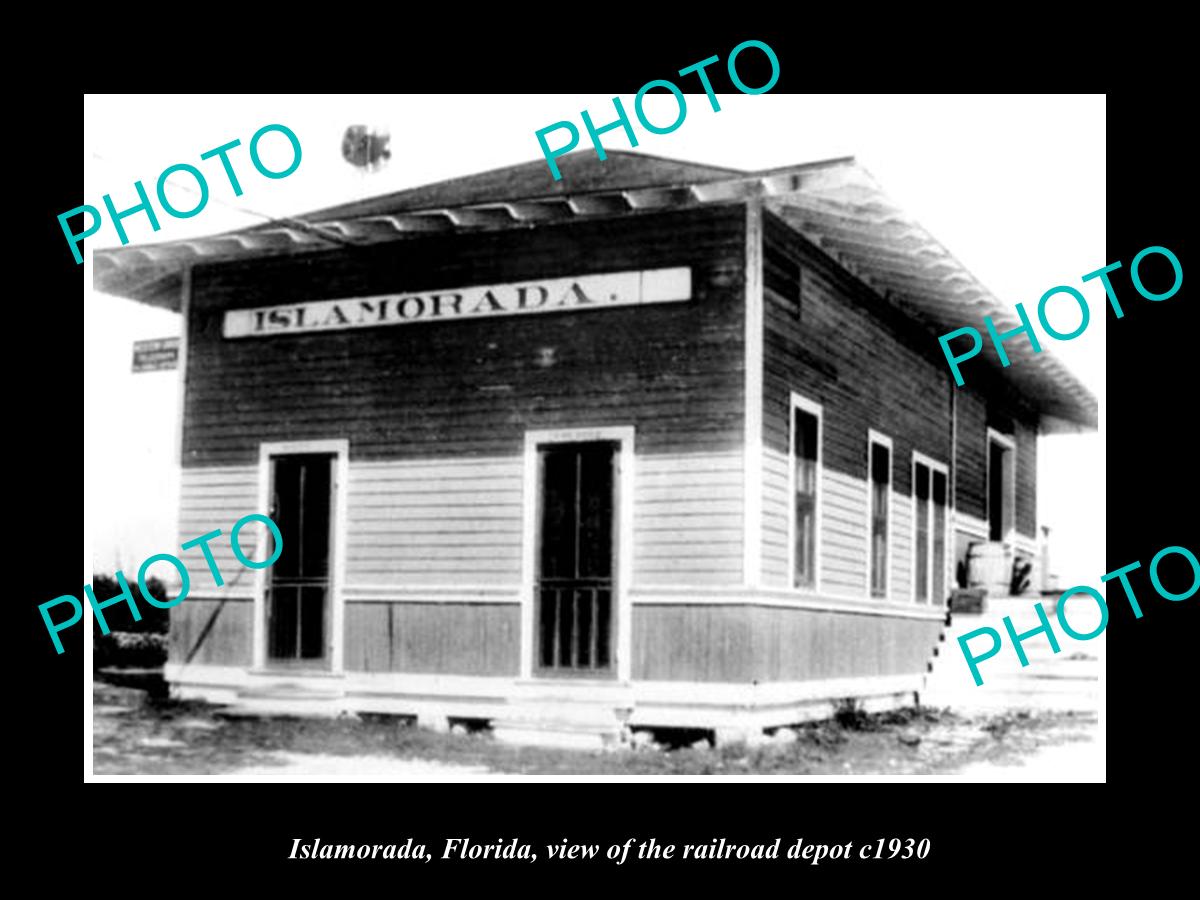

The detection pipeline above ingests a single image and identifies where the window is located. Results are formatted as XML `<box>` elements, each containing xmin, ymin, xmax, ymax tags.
<box><xmin>914</xmin><ymin>463</ymin><xmax>929</xmax><ymax>601</ymax></box>
<box><xmin>913</xmin><ymin>453</ymin><xmax>950</xmax><ymax>604</ymax></box>
<box><xmin>867</xmin><ymin>432</ymin><xmax>893</xmax><ymax>598</ymax></box>
<box><xmin>932</xmin><ymin>469</ymin><xmax>947</xmax><ymax>604</ymax></box>
<box><xmin>790</xmin><ymin>394</ymin><xmax>822</xmax><ymax>589</ymax></box>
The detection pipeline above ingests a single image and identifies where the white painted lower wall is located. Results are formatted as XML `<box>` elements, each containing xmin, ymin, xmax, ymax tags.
<box><xmin>763</xmin><ymin>448</ymin><xmax>925</xmax><ymax>605</ymax></box>
<box><xmin>176</xmin><ymin>448</ymin><xmax>745</xmax><ymax>596</ymax></box>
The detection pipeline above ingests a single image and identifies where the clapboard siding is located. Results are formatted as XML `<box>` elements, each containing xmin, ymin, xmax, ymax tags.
<box><xmin>821</xmin><ymin>469</ymin><xmax>868</xmax><ymax>595</ymax></box>
<box><xmin>635</xmin><ymin>451</ymin><xmax>743</xmax><ymax>584</ymax></box>
<box><xmin>168</xmin><ymin>597</ymin><xmax>253</xmax><ymax>665</ymax></box>
<box><xmin>350</xmin><ymin>451</ymin><xmax>745</xmax><ymax>586</ymax></box>
<box><xmin>343</xmin><ymin>601</ymin><xmax>520</xmax><ymax>675</ymax></box>
<box><xmin>346</xmin><ymin>457</ymin><xmax>523</xmax><ymax>585</ymax></box>
<box><xmin>954</xmin><ymin>391</ymin><xmax>988</xmax><ymax>520</ymax></box>
<box><xmin>765</xmin><ymin>450</ymin><xmax>913</xmax><ymax>599</ymax></box>
<box><xmin>178</xmin><ymin>449</ymin><xmax>746</xmax><ymax>595</ymax></box>
<box><xmin>761</xmin><ymin>211</ymin><xmax>1021</xmax><ymax>601</ymax></box>
<box><xmin>184</xmin><ymin>206</ymin><xmax>746</xmax><ymax>466</ymax></box>
<box><xmin>890</xmin><ymin>491</ymin><xmax>913</xmax><ymax>603</ymax></box>
<box><xmin>762</xmin><ymin>448</ymin><xmax>790</xmax><ymax>585</ymax></box>
<box><xmin>955</xmin><ymin>392</ymin><xmax>1038</xmax><ymax>537</ymax></box>
<box><xmin>761</xmin><ymin>213</ymin><xmax>953</xmax><ymax>498</ymax></box>
<box><xmin>753</xmin><ymin>607</ymin><xmax>940</xmax><ymax>682</ymax></box>
<box><xmin>177</xmin><ymin>465</ymin><xmax>260</xmax><ymax>595</ymax></box>
<box><xmin>632</xmin><ymin>604</ymin><xmax>942</xmax><ymax>681</ymax></box>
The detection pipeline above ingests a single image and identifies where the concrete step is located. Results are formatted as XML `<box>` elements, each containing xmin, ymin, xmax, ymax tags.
<box><xmin>491</xmin><ymin>693</ymin><xmax>632</xmax><ymax>749</ymax></box>
<box><xmin>215</xmin><ymin>680</ymin><xmax>348</xmax><ymax>718</ymax></box>
<box><xmin>236</xmin><ymin>685</ymin><xmax>345</xmax><ymax>700</ymax></box>
<box><xmin>217</xmin><ymin>696</ymin><xmax>346</xmax><ymax>718</ymax></box>
<box><xmin>925</xmin><ymin>596</ymin><xmax>1103</xmax><ymax>717</ymax></box>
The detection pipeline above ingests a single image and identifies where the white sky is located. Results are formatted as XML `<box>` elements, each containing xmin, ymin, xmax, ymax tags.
<box><xmin>83</xmin><ymin>93</ymin><xmax>1105</xmax><ymax>587</ymax></box>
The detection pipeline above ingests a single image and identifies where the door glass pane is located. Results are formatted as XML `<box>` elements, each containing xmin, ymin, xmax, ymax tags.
<box><xmin>539</xmin><ymin>449</ymin><xmax>578</xmax><ymax>579</ymax></box>
<box><xmin>870</xmin><ymin>442</ymin><xmax>890</xmax><ymax>597</ymax></box>
<box><xmin>537</xmin><ymin>443</ymin><xmax>616</xmax><ymax>674</ymax></box>
<box><xmin>267</xmin><ymin>454</ymin><xmax>332</xmax><ymax>662</ymax></box>
<box><xmin>577</xmin><ymin>447</ymin><xmax>613</xmax><ymax>579</ymax></box>
<box><xmin>914</xmin><ymin>462</ymin><xmax>930</xmax><ymax>602</ymax></box>
<box><xmin>794</xmin><ymin>408</ymin><xmax>819</xmax><ymax>588</ymax></box>
<box><xmin>932</xmin><ymin>471</ymin><xmax>947</xmax><ymax>605</ymax></box>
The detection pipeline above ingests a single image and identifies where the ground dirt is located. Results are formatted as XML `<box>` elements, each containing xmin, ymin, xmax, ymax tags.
<box><xmin>92</xmin><ymin>677</ymin><xmax>1101</xmax><ymax>779</ymax></box>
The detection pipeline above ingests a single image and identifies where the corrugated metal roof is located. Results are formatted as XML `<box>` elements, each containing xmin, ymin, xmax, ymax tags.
<box><xmin>92</xmin><ymin>149</ymin><xmax>1098</xmax><ymax>432</ymax></box>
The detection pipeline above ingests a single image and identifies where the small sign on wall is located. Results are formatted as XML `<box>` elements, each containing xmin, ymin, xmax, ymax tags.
<box><xmin>131</xmin><ymin>337</ymin><xmax>180</xmax><ymax>372</ymax></box>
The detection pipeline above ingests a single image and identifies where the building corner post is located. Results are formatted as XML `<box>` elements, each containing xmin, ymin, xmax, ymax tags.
<box><xmin>744</xmin><ymin>201</ymin><xmax>764</xmax><ymax>589</ymax></box>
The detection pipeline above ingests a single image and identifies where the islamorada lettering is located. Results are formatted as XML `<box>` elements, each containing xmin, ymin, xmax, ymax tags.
<box><xmin>289</xmin><ymin>837</ymin><xmax>429</xmax><ymax>860</ymax></box>
<box><xmin>222</xmin><ymin>267</ymin><xmax>691</xmax><ymax>338</ymax></box>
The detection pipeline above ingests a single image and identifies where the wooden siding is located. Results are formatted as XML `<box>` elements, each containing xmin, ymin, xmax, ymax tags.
<box><xmin>168</xmin><ymin>597</ymin><xmax>253</xmax><ymax>666</ymax></box>
<box><xmin>183</xmin><ymin>206</ymin><xmax>746</xmax><ymax>467</ymax></box>
<box><xmin>346</xmin><ymin>457</ymin><xmax>522</xmax><ymax>586</ymax></box>
<box><xmin>764</xmin><ymin>431</ymin><xmax>916</xmax><ymax>601</ymax></box>
<box><xmin>632</xmin><ymin>604</ymin><xmax>941</xmax><ymax>682</ymax></box>
<box><xmin>760</xmin><ymin>211</ymin><xmax>951</xmax><ymax>598</ymax></box>
<box><xmin>180</xmin><ymin>450</ymin><xmax>744</xmax><ymax>592</ymax></box>
<box><xmin>178</xmin><ymin>466</ymin><xmax>260</xmax><ymax>595</ymax></box>
<box><xmin>176</xmin><ymin>448</ymin><xmax>746</xmax><ymax>671</ymax></box>
<box><xmin>761</xmin><ymin>213</ymin><xmax>953</xmax><ymax>493</ymax></box>
<box><xmin>348</xmin><ymin>451</ymin><xmax>746</xmax><ymax>586</ymax></box>
<box><xmin>762</xmin><ymin>448</ymin><xmax>789</xmax><ymax>585</ymax></box>
<box><xmin>343</xmin><ymin>601</ymin><xmax>519</xmax><ymax>675</ymax></box>
<box><xmin>954</xmin><ymin>391</ymin><xmax>988</xmax><ymax>521</ymax></box>
<box><xmin>954</xmin><ymin>393</ymin><xmax>1039</xmax><ymax>539</ymax></box>
<box><xmin>635</xmin><ymin>451</ymin><xmax>743</xmax><ymax>584</ymax></box>
<box><xmin>890</xmin><ymin>491</ymin><xmax>914</xmax><ymax>603</ymax></box>
<box><xmin>821</xmin><ymin>468</ymin><xmax>869</xmax><ymax>596</ymax></box>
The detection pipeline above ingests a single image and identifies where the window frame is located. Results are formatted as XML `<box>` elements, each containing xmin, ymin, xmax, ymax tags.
<box><xmin>866</xmin><ymin>430</ymin><xmax>894</xmax><ymax>600</ymax></box>
<box><xmin>911</xmin><ymin>451</ymin><xmax>950</xmax><ymax>605</ymax></box>
<box><xmin>788</xmin><ymin>392</ymin><xmax>824</xmax><ymax>592</ymax></box>
<box><xmin>985</xmin><ymin>426</ymin><xmax>1017</xmax><ymax>545</ymax></box>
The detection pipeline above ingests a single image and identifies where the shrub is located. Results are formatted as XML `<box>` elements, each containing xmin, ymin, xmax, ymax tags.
<box><xmin>89</xmin><ymin>574</ymin><xmax>170</xmax><ymax>635</ymax></box>
<box><xmin>90</xmin><ymin>573</ymin><xmax>171</xmax><ymax>671</ymax></box>
<box><xmin>833</xmin><ymin>698</ymin><xmax>872</xmax><ymax>730</ymax></box>
<box><xmin>94</xmin><ymin>632</ymin><xmax>167</xmax><ymax>670</ymax></box>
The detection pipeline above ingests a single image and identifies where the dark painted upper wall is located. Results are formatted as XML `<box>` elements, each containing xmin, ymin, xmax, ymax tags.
<box><xmin>762</xmin><ymin>212</ymin><xmax>952</xmax><ymax>496</ymax></box>
<box><xmin>761</xmin><ymin>212</ymin><xmax>1038</xmax><ymax>536</ymax></box>
<box><xmin>183</xmin><ymin>206</ymin><xmax>747</xmax><ymax>466</ymax></box>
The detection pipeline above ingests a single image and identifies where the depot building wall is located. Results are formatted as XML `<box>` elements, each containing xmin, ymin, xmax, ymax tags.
<box><xmin>169</xmin><ymin>205</ymin><xmax>749</xmax><ymax>675</ymax></box>
<box><xmin>749</xmin><ymin>210</ymin><xmax>1038</xmax><ymax>606</ymax></box>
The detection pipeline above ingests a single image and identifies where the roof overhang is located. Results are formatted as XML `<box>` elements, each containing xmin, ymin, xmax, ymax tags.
<box><xmin>93</xmin><ymin>156</ymin><xmax>1097</xmax><ymax>434</ymax></box>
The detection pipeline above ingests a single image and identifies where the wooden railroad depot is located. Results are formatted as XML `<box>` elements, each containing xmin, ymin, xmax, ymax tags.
<box><xmin>94</xmin><ymin>150</ymin><xmax>1098</xmax><ymax>746</ymax></box>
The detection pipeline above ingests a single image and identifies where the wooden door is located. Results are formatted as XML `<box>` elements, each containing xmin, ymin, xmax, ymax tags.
<box><xmin>266</xmin><ymin>453</ymin><xmax>334</xmax><ymax>665</ymax></box>
<box><xmin>536</xmin><ymin>442</ymin><xmax>617</xmax><ymax>677</ymax></box>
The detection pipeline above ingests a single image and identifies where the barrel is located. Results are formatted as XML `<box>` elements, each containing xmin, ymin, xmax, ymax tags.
<box><xmin>966</xmin><ymin>541</ymin><xmax>1009</xmax><ymax>597</ymax></box>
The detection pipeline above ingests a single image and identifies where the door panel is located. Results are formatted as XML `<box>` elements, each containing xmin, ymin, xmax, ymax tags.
<box><xmin>536</xmin><ymin>442</ymin><xmax>616</xmax><ymax>676</ymax></box>
<box><xmin>267</xmin><ymin>454</ymin><xmax>334</xmax><ymax>664</ymax></box>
